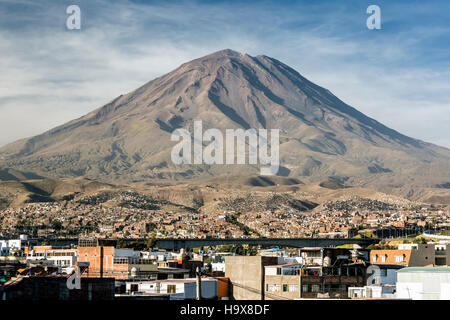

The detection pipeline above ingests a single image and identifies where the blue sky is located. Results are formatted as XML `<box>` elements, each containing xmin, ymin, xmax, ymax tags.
<box><xmin>0</xmin><ymin>0</ymin><xmax>449</xmax><ymax>147</ymax></box>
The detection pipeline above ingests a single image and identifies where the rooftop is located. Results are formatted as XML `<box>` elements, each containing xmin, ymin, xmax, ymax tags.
<box><xmin>397</xmin><ymin>267</ymin><xmax>450</xmax><ymax>273</ymax></box>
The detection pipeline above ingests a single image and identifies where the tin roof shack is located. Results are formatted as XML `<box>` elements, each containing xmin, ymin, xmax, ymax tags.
<box><xmin>0</xmin><ymin>276</ymin><xmax>115</xmax><ymax>300</ymax></box>
<box><xmin>299</xmin><ymin>247</ymin><xmax>368</xmax><ymax>299</ymax></box>
<box><xmin>396</xmin><ymin>267</ymin><xmax>450</xmax><ymax>300</ymax></box>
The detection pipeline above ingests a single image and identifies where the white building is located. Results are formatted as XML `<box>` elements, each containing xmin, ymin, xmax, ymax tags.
<box><xmin>208</xmin><ymin>252</ymin><xmax>237</xmax><ymax>273</ymax></box>
<box><xmin>348</xmin><ymin>286</ymin><xmax>384</xmax><ymax>299</ymax></box>
<box><xmin>0</xmin><ymin>238</ymin><xmax>25</xmax><ymax>256</ymax></box>
<box><xmin>125</xmin><ymin>278</ymin><xmax>218</xmax><ymax>300</ymax></box>
<box><xmin>396</xmin><ymin>267</ymin><xmax>450</xmax><ymax>300</ymax></box>
<box><xmin>26</xmin><ymin>248</ymin><xmax>77</xmax><ymax>268</ymax></box>
<box><xmin>211</xmin><ymin>262</ymin><xmax>225</xmax><ymax>273</ymax></box>
<box><xmin>141</xmin><ymin>251</ymin><xmax>173</xmax><ymax>261</ymax></box>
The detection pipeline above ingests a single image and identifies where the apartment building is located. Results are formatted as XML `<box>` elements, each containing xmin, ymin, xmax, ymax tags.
<box><xmin>225</xmin><ymin>249</ymin><xmax>368</xmax><ymax>300</ymax></box>
<box><xmin>264</xmin><ymin>264</ymin><xmax>301</xmax><ymax>300</ymax></box>
<box><xmin>25</xmin><ymin>246</ymin><xmax>77</xmax><ymax>268</ymax></box>
<box><xmin>77</xmin><ymin>245</ymin><xmax>158</xmax><ymax>280</ymax></box>
<box><xmin>0</xmin><ymin>236</ymin><xmax>26</xmax><ymax>256</ymax></box>
<box><xmin>298</xmin><ymin>248</ymin><xmax>368</xmax><ymax>299</ymax></box>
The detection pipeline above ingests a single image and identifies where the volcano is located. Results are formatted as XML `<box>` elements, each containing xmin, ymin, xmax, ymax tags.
<box><xmin>1</xmin><ymin>49</ymin><xmax>449</xmax><ymax>189</ymax></box>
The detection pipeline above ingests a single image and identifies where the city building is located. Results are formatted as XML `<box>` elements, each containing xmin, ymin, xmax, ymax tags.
<box><xmin>264</xmin><ymin>264</ymin><xmax>301</xmax><ymax>300</ymax></box>
<box><xmin>299</xmin><ymin>247</ymin><xmax>368</xmax><ymax>299</ymax></box>
<box><xmin>25</xmin><ymin>246</ymin><xmax>77</xmax><ymax>269</ymax></box>
<box><xmin>123</xmin><ymin>277</ymin><xmax>227</xmax><ymax>300</ymax></box>
<box><xmin>396</xmin><ymin>267</ymin><xmax>450</xmax><ymax>300</ymax></box>
<box><xmin>348</xmin><ymin>264</ymin><xmax>402</xmax><ymax>299</ymax></box>
<box><xmin>0</xmin><ymin>237</ymin><xmax>26</xmax><ymax>256</ymax></box>
<box><xmin>370</xmin><ymin>243</ymin><xmax>448</xmax><ymax>267</ymax></box>
<box><xmin>78</xmin><ymin>245</ymin><xmax>158</xmax><ymax>280</ymax></box>
<box><xmin>225</xmin><ymin>256</ymin><xmax>278</xmax><ymax>300</ymax></box>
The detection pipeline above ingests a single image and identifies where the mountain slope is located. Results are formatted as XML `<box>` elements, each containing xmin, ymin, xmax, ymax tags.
<box><xmin>0</xmin><ymin>49</ymin><xmax>449</xmax><ymax>189</ymax></box>
<box><xmin>0</xmin><ymin>167</ymin><xmax>44</xmax><ymax>181</ymax></box>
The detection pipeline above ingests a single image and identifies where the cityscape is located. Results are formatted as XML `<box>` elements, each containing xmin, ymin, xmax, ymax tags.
<box><xmin>1</xmin><ymin>184</ymin><xmax>449</xmax><ymax>300</ymax></box>
<box><xmin>1</xmin><ymin>0</ymin><xmax>450</xmax><ymax>310</ymax></box>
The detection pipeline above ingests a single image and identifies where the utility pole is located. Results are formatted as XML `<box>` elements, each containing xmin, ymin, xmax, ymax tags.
<box><xmin>196</xmin><ymin>266</ymin><xmax>202</xmax><ymax>300</ymax></box>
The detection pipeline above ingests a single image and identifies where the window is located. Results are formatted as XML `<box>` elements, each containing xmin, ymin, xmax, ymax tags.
<box><xmin>380</xmin><ymin>269</ymin><xmax>387</xmax><ymax>277</ymax></box>
<box><xmin>302</xmin><ymin>285</ymin><xmax>309</xmax><ymax>293</ymax></box>
<box><xmin>130</xmin><ymin>284</ymin><xmax>138</xmax><ymax>292</ymax></box>
<box><xmin>281</xmin><ymin>284</ymin><xmax>298</xmax><ymax>292</ymax></box>
<box><xmin>395</xmin><ymin>256</ymin><xmax>403</xmax><ymax>263</ymax></box>
<box><xmin>381</xmin><ymin>255</ymin><xmax>386</xmax><ymax>262</ymax></box>
<box><xmin>311</xmin><ymin>285</ymin><xmax>320</xmax><ymax>293</ymax></box>
<box><xmin>167</xmin><ymin>285</ymin><xmax>176</xmax><ymax>294</ymax></box>
<box><xmin>266</xmin><ymin>284</ymin><xmax>280</xmax><ymax>292</ymax></box>
<box><xmin>372</xmin><ymin>255</ymin><xmax>377</xmax><ymax>262</ymax></box>
<box><xmin>289</xmin><ymin>285</ymin><xmax>299</xmax><ymax>292</ymax></box>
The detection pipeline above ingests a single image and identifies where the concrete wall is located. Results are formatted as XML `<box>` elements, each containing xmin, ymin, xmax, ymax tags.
<box><xmin>409</xmin><ymin>244</ymin><xmax>435</xmax><ymax>266</ymax></box>
<box><xmin>225</xmin><ymin>256</ymin><xmax>277</xmax><ymax>300</ymax></box>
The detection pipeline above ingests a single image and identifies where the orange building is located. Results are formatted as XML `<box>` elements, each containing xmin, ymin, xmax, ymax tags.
<box><xmin>370</xmin><ymin>249</ymin><xmax>411</xmax><ymax>266</ymax></box>
<box><xmin>370</xmin><ymin>244</ymin><xmax>437</xmax><ymax>267</ymax></box>
<box><xmin>215</xmin><ymin>277</ymin><xmax>229</xmax><ymax>299</ymax></box>
<box><xmin>77</xmin><ymin>246</ymin><xmax>157</xmax><ymax>279</ymax></box>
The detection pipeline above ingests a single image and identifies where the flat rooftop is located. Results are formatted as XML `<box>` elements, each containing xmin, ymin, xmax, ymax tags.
<box><xmin>397</xmin><ymin>267</ymin><xmax>450</xmax><ymax>273</ymax></box>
